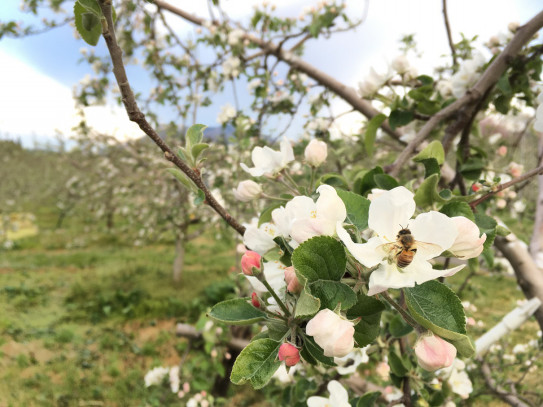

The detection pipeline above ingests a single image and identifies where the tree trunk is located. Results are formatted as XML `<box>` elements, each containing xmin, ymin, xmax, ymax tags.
<box><xmin>173</xmin><ymin>235</ymin><xmax>185</xmax><ymax>282</ymax></box>
<box><xmin>494</xmin><ymin>235</ymin><xmax>543</xmax><ymax>331</ymax></box>
<box><xmin>529</xmin><ymin>133</ymin><xmax>543</xmax><ymax>257</ymax></box>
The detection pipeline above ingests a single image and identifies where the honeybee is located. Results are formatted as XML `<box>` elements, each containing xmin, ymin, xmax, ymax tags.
<box><xmin>378</xmin><ymin>227</ymin><xmax>441</xmax><ymax>269</ymax></box>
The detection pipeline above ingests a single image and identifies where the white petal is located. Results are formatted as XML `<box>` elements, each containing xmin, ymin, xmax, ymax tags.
<box><xmin>240</xmin><ymin>162</ymin><xmax>265</xmax><ymax>177</ymax></box>
<box><xmin>243</xmin><ymin>224</ymin><xmax>276</xmax><ymax>255</ymax></box>
<box><xmin>316</xmin><ymin>185</ymin><xmax>347</xmax><ymax>223</ymax></box>
<box><xmin>290</xmin><ymin>218</ymin><xmax>332</xmax><ymax>243</ymax></box>
<box><xmin>285</xmin><ymin>196</ymin><xmax>316</xmax><ymax>220</ymax></box>
<box><xmin>328</xmin><ymin>380</ymin><xmax>349</xmax><ymax>404</ymax></box>
<box><xmin>368</xmin><ymin>262</ymin><xmax>419</xmax><ymax>295</ymax></box>
<box><xmin>280</xmin><ymin>136</ymin><xmax>295</xmax><ymax>165</ymax></box>
<box><xmin>307</xmin><ymin>397</ymin><xmax>330</xmax><ymax>407</ymax></box>
<box><xmin>263</xmin><ymin>261</ymin><xmax>288</xmax><ymax>294</ymax></box>
<box><xmin>271</xmin><ymin>206</ymin><xmax>292</xmax><ymax>237</ymax></box>
<box><xmin>368</xmin><ymin>186</ymin><xmax>415</xmax><ymax>240</ymax></box>
<box><xmin>245</xmin><ymin>275</ymin><xmax>267</xmax><ymax>293</ymax></box>
<box><xmin>409</xmin><ymin>257</ymin><xmax>465</xmax><ymax>285</ymax></box>
<box><xmin>337</xmin><ymin>224</ymin><xmax>384</xmax><ymax>267</ymax></box>
<box><xmin>410</xmin><ymin>211</ymin><xmax>458</xmax><ymax>259</ymax></box>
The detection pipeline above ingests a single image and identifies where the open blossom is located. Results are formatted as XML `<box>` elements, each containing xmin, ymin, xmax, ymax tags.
<box><xmin>306</xmin><ymin>309</ymin><xmax>354</xmax><ymax>357</ymax></box>
<box><xmin>243</xmin><ymin>221</ymin><xmax>277</xmax><ymax>255</ymax></box>
<box><xmin>439</xmin><ymin>359</ymin><xmax>473</xmax><ymax>399</ymax></box>
<box><xmin>307</xmin><ymin>380</ymin><xmax>351</xmax><ymax>407</ymax></box>
<box><xmin>449</xmin><ymin>217</ymin><xmax>486</xmax><ymax>259</ymax></box>
<box><xmin>222</xmin><ymin>56</ymin><xmax>241</xmax><ymax>77</ymax></box>
<box><xmin>227</xmin><ymin>28</ymin><xmax>244</xmax><ymax>45</ymax></box>
<box><xmin>144</xmin><ymin>366</ymin><xmax>169</xmax><ymax>387</ymax></box>
<box><xmin>414</xmin><ymin>333</ymin><xmax>457</xmax><ymax>371</ymax></box>
<box><xmin>304</xmin><ymin>139</ymin><xmax>328</xmax><ymax>167</ymax></box>
<box><xmin>334</xmin><ymin>346</ymin><xmax>369</xmax><ymax>375</ymax></box>
<box><xmin>217</xmin><ymin>103</ymin><xmax>236</xmax><ymax>124</ymax></box>
<box><xmin>451</xmin><ymin>52</ymin><xmax>486</xmax><ymax>98</ymax></box>
<box><xmin>272</xmin><ymin>184</ymin><xmax>346</xmax><ymax>245</ymax></box>
<box><xmin>240</xmin><ymin>136</ymin><xmax>294</xmax><ymax>177</ymax></box>
<box><xmin>358</xmin><ymin>67</ymin><xmax>390</xmax><ymax>97</ymax></box>
<box><xmin>233</xmin><ymin>180</ymin><xmax>262</xmax><ymax>202</ymax></box>
<box><xmin>278</xmin><ymin>343</ymin><xmax>300</xmax><ymax>366</ymax></box>
<box><xmin>337</xmin><ymin>186</ymin><xmax>464</xmax><ymax>296</ymax></box>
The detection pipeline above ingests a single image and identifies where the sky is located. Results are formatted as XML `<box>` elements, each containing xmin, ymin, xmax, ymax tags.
<box><xmin>0</xmin><ymin>0</ymin><xmax>541</xmax><ymax>147</ymax></box>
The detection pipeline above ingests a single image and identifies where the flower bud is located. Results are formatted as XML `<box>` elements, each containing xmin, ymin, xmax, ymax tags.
<box><xmin>251</xmin><ymin>292</ymin><xmax>261</xmax><ymax>308</ymax></box>
<box><xmin>241</xmin><ymin>250</ymin><xmax>261</xmax><ymax>275</ymax></box>
<box><xmin>497</xmin><ymin>146</ymin><xmax>507</xmax><ymax>156</ymax></box>
<box><xmin>449</xmin><ymin>216</ymin><xmax>486</xmax><ymax>259</ymax></box>
<box><xmin>471</xmin><ymin>183</ymin><xmax>482</xmax><ymax>192</ymax></box>
<box><xmin>304</xmin><ymin>139</ymin><xmax>328</xmax><ymax>167</ymax></box>
<box><xmin>233</xmin><ymin>180</ymin><xmax>262</xmax><ymax>202</ymax></box>
<box><xmin>391</xmin><ymin>55</ymin><xmax>410</xmax><ymax>74</ymax></box>
<box><xmin>414</xmin><ymin>333</ymin><xmax>456</xmax><ymax>371</ymax></box>
<box><xmin>306</xmin><ymin>309</ymin><xmax>354</xmax><ymax>357</ymax></box>
<box><xmin>278</xmin><ymin>343</ymin><xmax>300</xmax><ymax>366</ymax></box>
<box><xmin>284</xmin><ymin>266</ymin><xmax>302</xmax><ymax>294</ymax></box>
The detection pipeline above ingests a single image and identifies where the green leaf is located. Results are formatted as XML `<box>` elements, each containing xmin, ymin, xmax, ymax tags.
<box><xmin>440</xmin><ymin>201</ymin><xmax>475</xmax><ymax>222</ymax></box>
<box><xmin>258</xmin><ymin>202</ymin><xmax>284</xmax><ymax>227</ymax></box>
<box><xmin>417</xmin><ymin>75</ymin><xmax>434</xmax><ymax>86</ymax></box>
<box><xmin>208</xmin><ymin>298</ymin><xmax>267</xmax><ymax>325</ymax></box>
<box><xmin>347</xmin><ymin>293</ymin><xmax>385</xmax><ymax>346</ymax></box>
<box><xmin>230</xmin><ymin>339</ymin><xmax>281</xmax><ymax>389</ymax></box>
<box><xmin>77</xmin><ymin>0</ymin><xmax>101</xmax><ymax>15</ymax></box>
<box><xmin>389</xmin><ymin>109</ymin><xmax>414</xmax><ymax>130</ymax></box>
<box><xmin>414</xmin><ymin>174</ymin><xmax>446</xmax><ymax>207</ymax></box>
<box><xmin>420</xmin><ymin>158</ymin><xmax>441</xmax><ymax>178</ymax></box>
<box><xmin>497</xmin><ymin>74</ymin><xmax>512</xmax><ymax>95</ymax></box>
<box><xmin>166</xmin><ymin>168</ymin><xmax>197</xmax><ymax>192</ymax></box>
<box><xmin>194</xmin><ymin>189</ymin><xmax>205</xmax><ymax>206</ymax></box>
<box><xmin>356</xmin><ymin>391</ymin><xmax>381</xmax><ymax>407</ymax></box>
<box><xmin>273</xmin><ymin>236</ymin><xmax>293</xmax><ymax>266</ymax></box>
<box><xmin>388</xmin><ymin>350</ymin><xmax>408</xmax><ymax>377</ymax></box>
<box><xmin>186</xmin><ymin>124</ymin><xmax>207</xmax><ymax>147</ymax></box>
<box><xmin>291</xmin><ymin>236</ymin><xmax>346</xmax><ymax>282</ymax></box>
<box><xmin>413</xmin><ymin>140</ymin><xmax>445</xmax><ymax>165</ymax></box>
<box><xmin>459</xmin><ymin>157</ymin><xmax>485</xmax><ymax>181</ymax></box>
<box><xmin>405</xmin><ymin>281</ymin><xmax>475</xmax><ymax>357</ymax></box>
<box><xmin>354</xmin><ymin>166</ymin><xmax>384</xmax><ymax>196</ymax></box>
<box><xmin>301</xmin><ymin>335</ymin><xmax>336</xmax><ymax>366</ymax></box>
<box><xmin>388</xmin><ymin>314</ymin><xmax>413</xmax><ymax>337</ymax></box>
<box><xmin>295</xmin><ymin>282</ymin><xmax>321</xmax><ymax>318</ymax></box>
<box><xmin>74</xmin><ymin>2</ymin><xmax>102</xmax><ymax>46</ymax></box>
<box><xmin>335</xmin><ymin>189</ymin><xmax>371</xmax><ymax>230</ymax></box>
<box><xmin>374</xmin><ymin>174</ymin><xmax>399</xmax><ymax>190</ymax></box>
<box><xmin>474</xmin><ymin>213</ymin><xmax>497</xmax><ymax>249</ymax></box>
<box><xmin>309</xmin><ymin>280</ymin><xmax>356</xmax><ymax>311</ymax></box>
<box><xmin>191</xmin><ymin>143</ymin><xmax>209</xmax><ymax>161</ymax></box>
<box><xmin>266</xmin><ymin>319</ymin><xmax>289</xmax><ymax>341</ymax></box>
<box><xmin>364</xmin><ymin>114</ymin><xmax>386</xmax><ymax>156</ymax></box>
<box><xmin>318</xmin><ymin>173</ymin><xmax>349</xmax><ymax>190</ymax></box>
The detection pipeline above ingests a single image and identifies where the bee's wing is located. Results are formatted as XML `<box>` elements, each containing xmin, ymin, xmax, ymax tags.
<box><xmin>376</xmin><ymin>242</ymin><xmax>400</xmax><ymax>254</ymax></box>
<box><xmin>414</xmin><ymin>241</ymin><xmax>445</xmax><ymax>259</ymax></box>
<box><xmin>415</xmin><ymin>241</ymin><xmax>443</xmax><ymax>250</ymax></box>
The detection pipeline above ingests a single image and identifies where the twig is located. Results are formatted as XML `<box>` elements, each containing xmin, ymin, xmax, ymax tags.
<box><xmin>469</xmin><ymin>164</ymin><xmax>543</xmax><ymax>209</ymax></box>
<box><xmin>442</xmin><ymin>0</ymin><xmax>457</xmax><ymax>67</ymax></box>
<box><xmin>96</xmin><ymin>0</ymin><xmax>246</xmax><ymax>236</ymax></box>
<box><xmin>478</xmin><ymin>358</ymin><xmax>532</xmax><ymax>407</ymax></box>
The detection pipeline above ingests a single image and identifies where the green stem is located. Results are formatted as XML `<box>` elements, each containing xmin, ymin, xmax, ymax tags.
<box><xmin>261</xmin><ymin>193</ymin><xmax>290</xmax><ymax>201</ymax></box>
<box><xmin>282</xmin><ymin>170</ymin><xmax>301</xmax><ymax>194</ymax></box>
<box><xmin>380</xmin><ymin>291</ymin><xmax>420</xmax><ymax>329</ymax></box>
<box><xmin>262</xmin><ymin>279</ymin><xmax>291</xmax><ymax>317</ymax></box>
<box><xmin>308</xmin><ymin>166</ymin><xmax>316</xmax><ymax>193</ymax></box>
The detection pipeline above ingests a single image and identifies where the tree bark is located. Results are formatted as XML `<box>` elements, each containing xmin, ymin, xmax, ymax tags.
<box><xmin>529</xmin><ymin>133</ymin><xmax>543</xmax><ymax>257</ymax></box>
<box><xmin>173</xmin><ymin>234</ymin><xmax>185</xmax><ymax>282</ymax></box>
<box><xmin>494</xmin><ymin>235</ymin><xmax>543</xmax><ymax>331</ymax></box>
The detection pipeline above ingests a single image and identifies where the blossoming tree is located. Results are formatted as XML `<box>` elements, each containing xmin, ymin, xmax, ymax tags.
<box><xmin>3</xmin><ymin>0</ymin><xmax>543</xmax><ymax>405</ymax></box>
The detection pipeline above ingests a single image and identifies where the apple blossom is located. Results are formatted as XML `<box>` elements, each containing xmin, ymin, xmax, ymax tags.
<box><xmin>243</xmin><ymin>221</ymin><xmax>277</xmax><ymax>255</ymax></box>
<box><xmin>334</xmin><ymin>346</ymin><xmax>369</xmax><ymax>375</ymax></box>
<box><xmin>278</xmin><ymin>343</ymin><xmax>300</xmax><ymax>366</ymax></box>
<box><xmin>304</xmin><ymin>139</ymin><xmax>328</xmax><ymax>167</ymax></box>
<box><xmin>307</xmin><ymin>380</ymin><xmax>351</xmax><ymax>407</ymax></box>
<box><xmin>439</xmin><ymin>359</ymin><xmax>473</xmax><ymax>399</ymax></box>
<box><xmin>284</xmin><ymin>266</ymin><xmax>302</xmax><ymax>293</ymax></box>
<box><xmin>240</xmin><ymin>136</ymin><xmax>294</xmax><ymax>177</ymax></box>
<box><xmin>144</xmin><ymin>366</ymin><xmax>169</xmax><ymax>387</ymax></box>
<box><xmin>391</xmin><ymin>55</ymin><xmax>410</xmax><ymax>74</ymax></box>
<box><xmin>448</xmin><ymin>216</ymin><xmax>486</xmax><ymax>259</ymax></box>
<box><xmin>451</xmin><ymin>52</ymin><xmax>486</xmax><ymax>98</ymax></box>
<box><xmin>241</xmin><ymin>250</ymin><xmax>261</xmax><ymax>276</ymax></box>
<box><xmin>233</xmin><ymin>180</ymin><xmax>262</xmax><ymax>202</ymax></box>
<box><xmin>337</xmin><ymin>186</ymin><xmax>464</xmax><ymax>295</ymax></box>
<box><xmin>306</xmin><ymin>309</ymin><xmax>355</xmax><ymax>357</ymax></box>
<box><xmin>358</xmin><ymin>67</ymin><xmax>390</xmax><ymax>97</ymax></box>
<box><xmin>414</xmin><ymin>333</ymin><xmax>457</xmax><ymax>371</ymax></box>
<box><xmin>272</xmin><ymin>184</ymin><xmax>346</xmax><ymax>245</ymax></box>
<box><xmin>245</xmin><ymin>260</ymin><xmax>288</xmax><ymax>296</ymax></box>
<box><xmin>217</xmin><ymin>103</ymin><xmax>236</xmax><ymax>124</ymax></box>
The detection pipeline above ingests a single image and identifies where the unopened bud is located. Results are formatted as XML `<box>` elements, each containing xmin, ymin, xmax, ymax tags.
<box><xmin>414</xmin><ymin>333</ymin><xmax>456</xmax><ymax>371</ymax></box>
<box><xmin>251</xmin><ymin>292</ymin><xmax>261</xmax><ymax>308</ymax></box>
<box><xmin>278</xmin><ymin>343</ymin><xmax>300</xmax><ymax>366</ymax></box>
<box><xmin>284</xmin><ymin>266</ymin><xmax>302</xmax><ymax>294</ymax></box>
<box><xmin>304</xmin><ymin>139</ymin><xmax>328</xmax><ymax>167</ymax></box>
<box><xmin>241</xmin><ymin>250</ymin><xmax>261</xmax><ymax>275</ymax></box>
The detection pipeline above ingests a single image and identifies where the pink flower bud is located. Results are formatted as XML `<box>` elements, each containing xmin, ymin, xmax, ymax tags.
<box><xmin>284</xmin><ymin>266</ymin><xmax>302</xmax><ymax>294</ymax></box>
<box><xmin>414</xmin><ymin>333</ymin><xmax>457</xmax><ymax>371</ymax></box>
<box><xmin>471</xmin><ymin>183</ymin><xmax>481</xmax><ymax>192</ymax></box>
<box><xmin>304</xmin><ymin>139</ymin><xmax>328</xmax><ymax>167</ymax></box>
<box><xmin>306</xmin><ymin>309</ymin><xmax>354</xmax><ymax>357</ymax></box>
<box><xmin>251</xmin><ymin>292</ymin><xmax>261</xmax><ymax>308</ymax></box>
<box><xmin>241</xmin><ymin>251</ymin><xmax>261</xmax><ymax>275</ymax></box>
<box><xmin>278</xmin><ymin>343</ymin><xmax>300</xmax><ymax>367</ymax></box>
<box><xmin>497</xmin><ymin>146</ymin><xmax>507</xmax><ymax>157</ymax></box>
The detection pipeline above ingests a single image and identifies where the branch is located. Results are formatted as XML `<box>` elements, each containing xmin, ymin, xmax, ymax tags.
<box><xmin>153</xmin><ymin>0</ymin><xmax>406</xmax><ymax>145</ymax></box>
<box><xmin>442</xmin><ymin>0</ymin><xmax>457</xmax><ymax>67</ymax></box>
<box><xmin>478</xmin><ymin>358</ymin><xmax>532</xmax><ymax>407</ymax></box>
<box><xmin>96</xmin><ymin>1</ymin><xmax>246</xmax><ymax>236</ymax></box>
<box><xmin>529</xmin><ymin>134</ymin><xmax>543</xmax><ymax>256</ymax></box>
<box><xmin>469</xmin><ymin>164</ymin><xmax>543</xmax><ymax>209</ymax></box>
<box><xmin>386</xmin><ymin>9</ymin><xmax>543</xmax><ymax>176</ymax></box>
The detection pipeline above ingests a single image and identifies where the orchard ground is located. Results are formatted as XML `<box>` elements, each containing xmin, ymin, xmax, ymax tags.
<box><xmin>0</xmin><ymin>206</ymin><xmax>540</xmax><ymax>406</ymax></box>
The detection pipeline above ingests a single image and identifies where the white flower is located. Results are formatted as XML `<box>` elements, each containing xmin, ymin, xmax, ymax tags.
<box><xmin>358</xmin><ymin>67</ymin><xmax>390</xmax><ymax>97</ymax></box>
<box><xmin>272</xmin><ymin>185</ymin><xmax>346</xmax><ymax>245</ymax></box>
<box><xmin>307</xmin><ymin>380</ymin><xmax>351</xmax><ymax>407</ymax></box>
<box><xmin>451</xmin><ymin>53</ymin><xmax>486</xmax><ymax>98</ymax></box>
<box><xmin>337</xmin><ymin>186</ymin><xmax>464</xmax><ymax>295</ymax></box>
<box><xmin>304</xmin><ymin>139</ymin><xmax>328</xmax><ymax>167</ymax></box>
<box><xmin>222</xmin><ymin>56</ymin><xmax>241</xmax><ymax>77</ymax></box>
<box><xmin>439</xmin><ymin>359</ymin><xmax>473</xmax><ymax>399</ymax></box>
<box><xmin>217</xmin><ymin>103</ymin><xmax>236</xmax><ymax>124</ymax></box>
<box><xmin>306</xmin><ymin>117</ymin><xmax>331</xmax><ymax>132</ymax></box>
<box><xmin>248</xmin><ymin>78</ymin><xmax>262</xmax><ymax>91</ymax></box>
<box><xmin>144</xmin><ymin>366</ymin><xmax>169</xmax><ymax>387</ymax></box>
<box><xmin>227</xmin><ymin>28</ymin><xmax>244</xmax><ymax>45</ymax></box>
<box><xmin>448</xmin><ymin>216</ymin><xmax>486</xmax><ymax>259</ymax></box>
<box><xmin>245</xmin><ymin>260</ymin><xmax>287</xmax><ymax>296</ymax></box>
<box><xmin>233</xmin><ymin>180</ymin><xmax>262</xmax><ymax>202</ymax></box>
<box><xmin>243</xmin><ymin>221</ymin><xmax>277</xmax><ymax>255</ymax></box>
<box><xmin>436</xmin><ymin>79</ymin><xmax>453</xmax><ymax>98</ymax></box>
<box><xmin>240</xmin><ymin>137</ymin><xmax>294</xmax><ymax>177</ymax></box>
<box><xmin>391</xmin><ymin>55</ymin><xmax>410</xmax><ymax>75</ymax></box>
<box><xmin>334</xmin><ymin>346</ymin><xmax>369</xmax><ymax>375</ymax></box>
<box><xmin>169</xmin><ymin>366</ymin><xmax>180</xmax><ymax>393</ymax></box>
<box><xmin>306</xmin><ymin>309</ymin><xmax>355</xmax><ymax>358</ymax></box>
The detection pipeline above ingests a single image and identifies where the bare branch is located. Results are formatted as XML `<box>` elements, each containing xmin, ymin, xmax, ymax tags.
<box><xmin>96</xmin><ymin>0</ymin><xmax>246</xmax><ymax>236</ymax></box>
<box><xmin>442</xmin><ymin>0</ymin><xmax>457</xmax><ymax>67</ymax></box>
<box><xmin>478</xmin><ymin>358</ymin><xmax>532</xmax><ymax>407</ymax></box>
<box><xmin>386</xmin><ymin>10</ymin><xmax>543</xmax><ymax>176</ymax></box>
